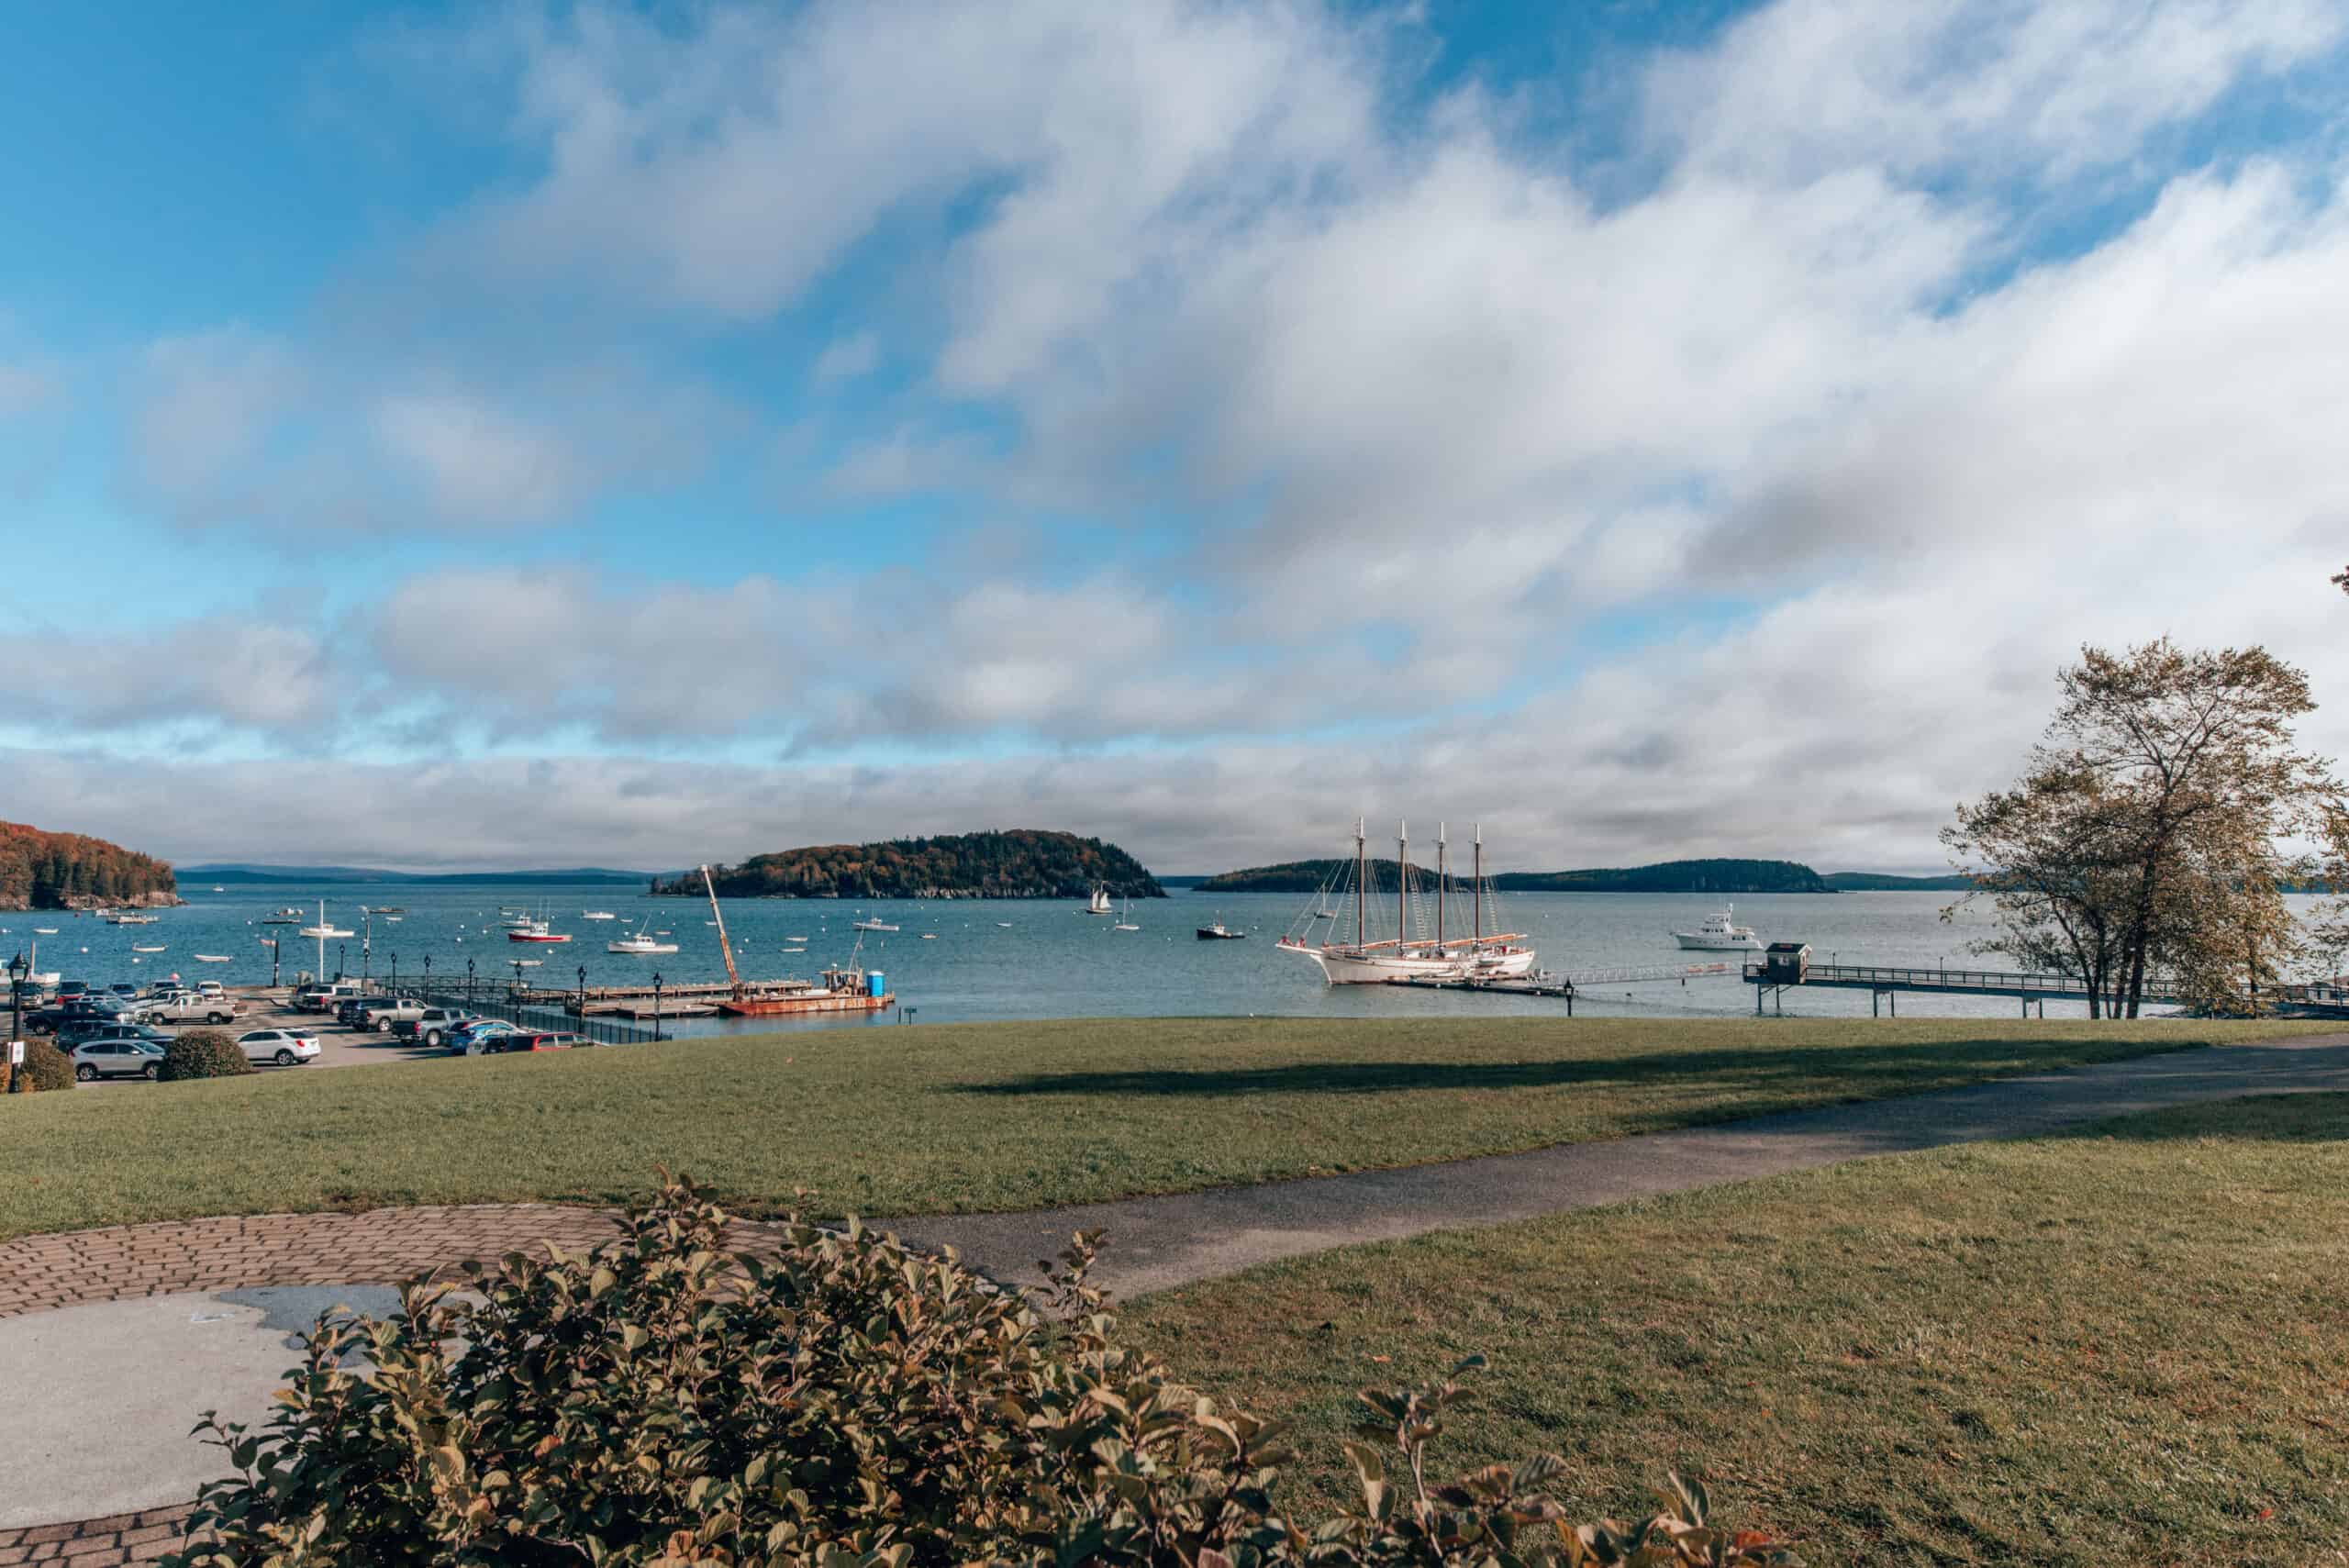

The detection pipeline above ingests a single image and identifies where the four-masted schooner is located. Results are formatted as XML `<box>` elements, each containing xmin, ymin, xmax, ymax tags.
<box><xmin>1277</xmin><ymin>819</ymin><xmax>1535</xmax><ymax>984</ymax></box>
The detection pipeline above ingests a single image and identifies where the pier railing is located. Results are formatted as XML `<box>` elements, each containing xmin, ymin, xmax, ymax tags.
<box><xmin>384</xmin><ymin>982</ymin><xmax>668</xmax><ymax>1046</ymax></box>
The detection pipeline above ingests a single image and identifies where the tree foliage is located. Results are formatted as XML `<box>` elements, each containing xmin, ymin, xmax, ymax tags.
<box><xmin>654</xmin><ymin>831</ymin><xmax>1163</xmax><ymax>900</ymax></box>
<box><xmin>167</xmin><ymin>1174</ymin><xmax>1793</xmax><ymax>1568</ymax></box>
<box><xmin>1944</xmin><ymin>639</ymin><xmax>2343</xmax><ymax>1017</ymax></box>
<box><xmin>0</xmin><ymin>820</ymin><xmax>176</xmax><ymax>909</ymax></box>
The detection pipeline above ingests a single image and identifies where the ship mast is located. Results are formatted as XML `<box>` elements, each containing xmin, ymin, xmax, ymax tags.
<box><xmin>1473</xmin><ymin>824</ymin><xmax>1482</xmax><ymax>946</ymax></box>
<box><xmin>700</xmin><ymin>864</ymin><xmax>743</xmax><ymax>997</ymax></box>
<box><xmin>1355</xmin><ymin>817</ymin><xmax>1366</xmax><ymax>949</ymax></box>
<box><xmin>1397</xmin><ymin>820</ymin><xmax>1408</xmax><ymax>952</ymax></box>
<box><xmin>1436</xmin><ymin>823</ymin><xmax>1447</xmax><ymax>950</ymax></box>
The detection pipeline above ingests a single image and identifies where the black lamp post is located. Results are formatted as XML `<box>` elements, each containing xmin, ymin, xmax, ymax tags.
<box><xmin>390</xmin><ymin>951</ymin><xmax>398</xmax><ymax>990</ymax></box>
<box><xmin>6</xmin><ymin>952</ymin><xmax>27</xmax><ymax>1093</ymax></box>
<box><xmin>466</xmin><ymin>956</ymin><xmax>476</xmax><ymax>1005</ymax></box>
<box><xmin>338</xmin><ymin>942</ymin><xmax>347</xmax><ymax>981</ymax></box>
<box><xmin>575</xmin><ymin>963</ymin><xmax>587</xmax><ymax>1014</ymax></box>
<box><xmin>510</xmin><ymin>959</ymin><xmax>524</xmax><ymax>997</ymax></box>
<box><xmin>423</xmin><ymin>954</ymin><xmax>432</xmax><ymax>995</ymax></box>
<box><xmin>267</xmin><ymin>939</ymin><xmax>281</xmax><ymax>989</ymax></box>
<box><xmin>651</xmin><ymin>971</ymin><xmax>663</xmax><ymax>1040</ymax></box>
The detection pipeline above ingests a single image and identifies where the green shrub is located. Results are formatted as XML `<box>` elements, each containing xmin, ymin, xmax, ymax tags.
<box><xmin>169</xmin><ymin>1175</ymin><xmax>1793</xmax><ymax>1568</ymax></box>
<box><xmin>5</xmin><ymin>1039</ymin><xmax>74</xmax><ymax>1095</ymax></box>
<box><xmin>158</xmin><ymin>1029</ymin><xmax>253</xmax><ymax>1082</ymax></box>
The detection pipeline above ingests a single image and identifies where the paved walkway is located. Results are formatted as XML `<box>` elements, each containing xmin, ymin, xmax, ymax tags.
<box><xmin>6</xmin><ymin>1032</ymin><xmax>2347</xmax><ymax>1557</ymax></box>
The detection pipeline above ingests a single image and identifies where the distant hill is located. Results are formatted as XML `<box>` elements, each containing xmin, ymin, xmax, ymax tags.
<box><xmin>1496</xmin><ymin>859</ymin><xmax>1832</xmax><ymax>894</ymax></box>
<box><xmin>1821</xmin><ymin>871</ymin><xmax>1978</xmax><ymax>892</ymax></box>
<box><xmin>2</xmin><ymin>820</ymin><xmax>179</xmax><ymax>910</ymax></box>
<box><xmin>184</xmin><ymin>864</ymin><xmax>654</xmax><ymax>885</ymax></box>
<box><xmin>652</xmin><ymin>831</ymin><xmax>1163</xmax><ymax>900</ymax></box>
<box><xmin>1201</xmin><ymin>856</ymin><xmax>1835</xmax><ymax>895</ymax></box>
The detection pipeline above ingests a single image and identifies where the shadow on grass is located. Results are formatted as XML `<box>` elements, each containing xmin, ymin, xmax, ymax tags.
<box><xmin>2046</xmin><ymin>1091</ymin><xmax>2349</xmax><ymax>1143</ymax></box>
<box><xmin>955</xmin><ymin>1037</ymin><xmax>2201</xmax><ymax>1099</ymax></box>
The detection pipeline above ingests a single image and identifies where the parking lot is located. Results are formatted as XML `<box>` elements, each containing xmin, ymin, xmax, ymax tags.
<box><xmin>47</xmin><ymin>986</ymin><xmax>472</xmax><ymax>1086</ymax></box>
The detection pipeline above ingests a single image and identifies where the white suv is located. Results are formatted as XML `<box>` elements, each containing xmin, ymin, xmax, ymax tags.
<box><xmin>235</xmin><ymin>1028</ymin><xmax>321</xmax><ymax>1067</ymax></box>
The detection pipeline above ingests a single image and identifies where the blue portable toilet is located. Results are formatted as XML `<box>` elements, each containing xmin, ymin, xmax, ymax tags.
<box><xmin>866</xmin><ymin>971</ymin><xmax>885</xmax><ymax>997</ymax></box>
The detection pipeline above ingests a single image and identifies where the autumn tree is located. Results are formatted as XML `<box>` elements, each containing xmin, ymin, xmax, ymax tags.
<box><xmin>1945</xmin><ymin>640</ymin><xmax>2341</xmax><ymax>1017</ymax></box>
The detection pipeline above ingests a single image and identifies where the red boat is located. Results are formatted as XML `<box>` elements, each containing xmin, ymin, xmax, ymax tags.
<box><xmin>507</xmin><ymin>921</ymin><xmax>573</xmax><ymax>944</ymax></box>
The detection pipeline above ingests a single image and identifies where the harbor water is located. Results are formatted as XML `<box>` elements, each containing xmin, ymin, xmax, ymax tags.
<box><xmin>15</xmin><ymin>885</ymin><xmax>2325</xmax><ymax>1034</ymax></box>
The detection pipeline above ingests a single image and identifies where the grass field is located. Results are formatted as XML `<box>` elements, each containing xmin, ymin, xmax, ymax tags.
<box><xmin>1128</xmin><ymin>1094</ymin><xmax>2349</xmax><ymax>1566</ymax></box>
<box><xmin>0</xmin><ymin>1015</ymin><xmax>2329</xmax><ymax>1240</ymax></box>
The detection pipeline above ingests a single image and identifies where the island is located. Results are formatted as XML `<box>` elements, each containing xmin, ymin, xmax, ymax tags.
<box><xmin>1</xmin><ymin>820</ymin><xmax>181</xmax><ymax>911</ymax></box>
<box><xmin>1197</xmin><ymin>855</ymin><xmax>1839</xmax><ymax>895</ymax></box>
<box><xmin>651</xmin><ymin>830</ymin><xmax>1165</xmax><ymax>900</ymax></box>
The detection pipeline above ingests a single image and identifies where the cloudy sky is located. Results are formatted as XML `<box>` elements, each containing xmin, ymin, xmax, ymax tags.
<box><xmin>5</xmin><ymin>0</ymin><xmax>2345</xmax><ymax>874</ymax></box>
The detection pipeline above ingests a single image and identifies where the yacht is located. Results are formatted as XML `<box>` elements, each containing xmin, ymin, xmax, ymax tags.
<box><xmin>1670</xmin><ymin>906</ymin><xmax>1763</xmax><ymax>951</ymax></box>
<box><xmin>607</xmin><ymin>919</ymin><xmax>678</xmax><ymax>955</ymax></box>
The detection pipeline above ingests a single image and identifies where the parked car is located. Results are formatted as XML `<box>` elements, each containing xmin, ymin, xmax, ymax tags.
<box><xmin>59</xmin><ymin>1018</ymin><xmax>175</xmax><ymax>1051</ymax></box>
<box><xmin>362</xmin><ymin>999</ymin><xmax>432</xmax><ymax>1034</ymax></box>
<box><xmin>140</xmin><ymin>994</ymin><xmax>242</xmax><ymax>1026</ymax></box>
<box><xmin>70</xmin><ymin>1039</ymin><xmax>168</xmax><ymax>1081</ymax></box>
<box><xmin>194</xmin><ymin>979</ymin><xmax>226</xmax><ymax>998</ymax></box>
<box><xmin>447</xmin><ymin>1018</ymin><xmax>520</xmax><ymax>1054</ymax></box>
<box><xmin>484</xmin><ymin>1030</ymin><xmax>586</xmax><ymax>1053</ymax></box>
<box><xmin>303</xmin><ymin>981</ymin><xmax>369</xmax><ymax>1013</ymax></box>
<box><xmin>390</xmin><ymin>1007</ymin><xmax>475</xmax><ymax>1048</ymax></box>
<box><xmin>106</xmin><ymin>983</ymin><xmax>140</xmax><ymax>998</ymax></box>
<box><xmin>233</xmin><ymin>1028</ymin><xmax>321</xmax><ymax>1067</ymax></box>
<box><xmin>28</xmin><ymin>998</ymin><xmax>130</xmax><ymax>1034</ymax></box>
<box><xmin>55</xmin><ymin>980</ymin><xmax>94</xmax><ymax>1000</ymax></box>
<box><xmin>337</xmin><ymin>995</ymin><xmax>401</xmax><ymax>1029</ymax></box>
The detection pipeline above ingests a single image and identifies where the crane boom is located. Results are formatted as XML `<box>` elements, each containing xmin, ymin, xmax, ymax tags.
<box><xmin>700</xmin><ymin>864</ymin><xmax>743</xmax><ymax>994</ymax></box>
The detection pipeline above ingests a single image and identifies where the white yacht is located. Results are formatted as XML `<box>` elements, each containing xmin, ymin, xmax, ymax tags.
<box><xmin>1670</xmin><ymin>906</ymin><xmax>1762</xmax><ymax>950</ymax></box>
<box><xmin>607</xmin><ymin>918</ymin><xmax>678</xmax><ymax>954</ymax></box>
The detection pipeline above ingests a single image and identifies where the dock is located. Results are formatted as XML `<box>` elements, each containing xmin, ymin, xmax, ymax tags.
<box><xmin>1743</xmin><ymin>958</ymin><xmax>2349</xmax><ymax>1017</ymax></box>
<box><xmin>1389</xmin><ymin>961</ymin><xmax>1732</xmax><ymax>1013</ymax></box>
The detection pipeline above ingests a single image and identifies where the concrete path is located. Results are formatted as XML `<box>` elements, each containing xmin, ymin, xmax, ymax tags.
<box><xmin>5</xmin><ymin>1032</ymin><xmax>2346</xmax><ymax>1549</ymax></box>
<box><xmin>891</xmin><ymin>1032</ymin><xmax>2349</xmax><ymax>1296</ymax></box>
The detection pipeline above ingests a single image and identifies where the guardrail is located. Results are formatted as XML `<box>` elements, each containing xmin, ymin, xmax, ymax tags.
<box><xmin>371</xmin><ymin>982</ymin><xmax>669</xmax><ymax>1046</ymax></box>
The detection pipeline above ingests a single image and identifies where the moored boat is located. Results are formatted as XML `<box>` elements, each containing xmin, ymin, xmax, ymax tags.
<box><xmin>1197</xmin><ymin>919</ymin><xmax>1246</xmax><ymax>940</ymax></box>
<box><xmin>1670</xmin><ymin>906</ymin><xmax>1762</xmax><ymax>951</ymax></box>
<box><xmin>1278</xmin><ymin>820</ymin><xmax>1535</xmax><ymax>984</ymax></box>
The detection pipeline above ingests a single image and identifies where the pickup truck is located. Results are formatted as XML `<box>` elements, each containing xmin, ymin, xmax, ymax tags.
<box><xmin>389</xmin><ymin>1006</ymin><xmax>476</xmax><ymax>1048</ymax></box>
<box><xmin>140</xmin><ymin>994</ymin><xmax>244</xmax><ymax>1025</ymax></box>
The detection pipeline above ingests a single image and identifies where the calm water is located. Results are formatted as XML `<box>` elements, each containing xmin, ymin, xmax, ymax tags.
<box><xmin>14</xmin><ymin>884</ymin><xmax>2308</xmax><ymax>1035</ymax></box>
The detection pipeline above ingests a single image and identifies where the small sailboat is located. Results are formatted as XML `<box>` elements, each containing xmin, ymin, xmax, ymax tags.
<box><xmin>1114</xmin><ymin>897</ymin><xmax>1140</xmax><ymax>931</ymax></box>
<box><xmin>1084</xmin><ymin>885</ymin><xmax>1114</xmax><ymax>916</ymax></box>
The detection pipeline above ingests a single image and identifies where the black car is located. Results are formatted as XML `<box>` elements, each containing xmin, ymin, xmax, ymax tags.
<box><xmin>59</xmin><ymin>1019</ymin><xmax>174</xmax><ymax>1051</ymax></box>
<box><xmin>28</xmin><ymin>998</ymin><xmax>129</xmax><ymax>1035</ymax></box>
<box><xmin>336</xmin><ymin>995</ymin><xmax>397</xmax><ymax>1027</ymax></box>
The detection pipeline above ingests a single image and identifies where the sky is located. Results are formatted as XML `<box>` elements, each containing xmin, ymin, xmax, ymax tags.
<box><xmin>3</xmin><ymin>0</ymin><xmax>2346</xmax><ymax>875</ymax></box>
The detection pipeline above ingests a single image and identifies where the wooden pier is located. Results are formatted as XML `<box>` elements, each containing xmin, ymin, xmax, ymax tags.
<box><xmin>1389</xmin><ymin>962</ymin><xmax>1732</xmax><ymax>1013</ymax></box>
<box><xmin>1742</xmin><ymin>959</ymin><xmax>2349</xmax><ymax>1018</ymax></box>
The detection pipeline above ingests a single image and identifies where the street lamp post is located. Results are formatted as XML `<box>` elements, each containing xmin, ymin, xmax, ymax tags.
<box><xmin>338</xmin><ymin>942</ymin><xmax>347</xmax><ymax>981</ymax></box>
<box><xmin>576</xmin><ymin>964</ymin><xmax>587</xmax><ymax>1014</ymax></box>
<box><xmin>466</xmin><ymin>957</ymin><xmax>476</xmax><ymax>1006</ymax></box>
<box><xmin>390</xmin><ymin>952</ymin><xmax>398</xmax><ymax>991</ymax></box>
<box><xmin>423</xmin><ymin>954</ymin><xmax>432</xmax><ymax>996</ymax></box>
<box><xmin>6</xmin><ymin>952</ymin><xmax>27</xmax><ymax>1094</ymax></box>
<box><xmin>651</xmin><ymin>972</ymin><xmax>663</xmax><ymax>1040</ymax></box>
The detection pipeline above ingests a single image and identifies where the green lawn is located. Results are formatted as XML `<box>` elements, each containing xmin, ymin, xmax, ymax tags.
<box><xmin>0</xmin><ymin>1016</ymin><xmax>2329</xmax><ymax>1240</ymax></box>
<box><xmin>1127</xmin><ymin>1094</ymin><xmax>2349</xmax><ymax>1566</ymax></box>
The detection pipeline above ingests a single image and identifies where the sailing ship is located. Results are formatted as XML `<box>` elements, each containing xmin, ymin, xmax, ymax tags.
<box><xmin>1084</xmin><ymin>886</ymin><xmax>1114</xmax><ymax>916</ymax></box>
<box><xmin>1277</xmin><ymin>820</ymin><xmax>1535</xmax><ymax>984</ymax></box>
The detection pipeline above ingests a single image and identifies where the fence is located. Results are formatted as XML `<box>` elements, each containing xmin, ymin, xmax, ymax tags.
<box><xmin>381</xmin><ymin>980</ymin><xmax>670</xmax><ymax>1046</ymax></box>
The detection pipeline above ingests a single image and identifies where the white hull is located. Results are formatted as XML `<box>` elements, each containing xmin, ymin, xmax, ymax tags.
<box><xmin>1672</xmin><ymin>932</ymin><xmax>1761</xmax><ymax>951</ymax></box>
<box><xmin>1283</xmin><ymin>941</ymin><xmax>1538</xmax><ymax>984</ymax></box>
<box><xmin>607</xmin><ymin>940</ymin><xmax>679</xmax><ymax>954</ymax></box>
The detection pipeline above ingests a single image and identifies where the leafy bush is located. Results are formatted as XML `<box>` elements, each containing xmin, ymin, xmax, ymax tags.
<box><xmin>4</xmin><ymin>1039</ymin><xmax>73</xmax><ymax>1095</ymax></box>
<box><xmin>158</xmin><ymin>1028</ymin><xmax>253</xmax><ymax>1082</ymax></box>
<box><xmin>169</xmin><ymin>1176</ymin><xmax>1794</xmax><ymax>1568</ymax></box>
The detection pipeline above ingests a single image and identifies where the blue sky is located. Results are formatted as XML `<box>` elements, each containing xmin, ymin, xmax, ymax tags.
<box><xmin>5</xmin><ymin>0</ymin><xmax>2348</xmax><ymax>873</ymax></box>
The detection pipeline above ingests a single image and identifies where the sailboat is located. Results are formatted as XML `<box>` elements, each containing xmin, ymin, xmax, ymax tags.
<box><xmin>1114</xmin><ymin>897</ymin><xmax>1140</xmax><ymax>931</ymax></box>
<box><xmin>1083</xmin><ymin>885</ymin><xmax>1114</xmax><ymax>916</ymax></box>
<box><xmin>1277</xmin><ymin>820</ymin><xmax>1535</xmax><ymax>984</ymax></box>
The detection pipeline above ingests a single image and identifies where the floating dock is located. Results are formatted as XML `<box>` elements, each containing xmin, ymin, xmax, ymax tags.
<box><xmin>1389</xmin><ymin>961</ymin><xmax>1732</xmax><ymax>1010</ymax></box>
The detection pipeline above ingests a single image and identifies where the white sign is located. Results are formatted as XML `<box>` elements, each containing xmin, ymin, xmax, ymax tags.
<box><xmin>6</xmin><ymin>1040</ymin><xmax>22</xmax><ymax>1067</ymax></box>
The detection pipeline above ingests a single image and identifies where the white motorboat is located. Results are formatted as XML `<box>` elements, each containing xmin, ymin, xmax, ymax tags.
<box><xmin>1670</xmin><ymin>906</ymin><xmax>1762</xmax><ymax>951</ymax></box>
<box><xmin>105</xmin><ymin>912</ymin><xmax>158</xmax><ymax>925</ymax></box>
<box><xmin>1278</xmin><ymin>820</ymin><xmax>1536</xmax><ymax>984</ymax></box>
<box><xmin>131</xmin><ymin>944</ymin><xmax>166</xmax><ymax>953</ymax></box>
<box><xmin>607</xmin><ymin>918</ymin><xmax>679</xmax><ymax>954</ymax></box>
<box><xmin>582</xmin><ymin>910</ymin><xmax>618</xmax><ymax>921</ymax></box>
<box><xmin>193</xmin><ymin>953</ymin><xmax>232</xmax><ymax>963</ymax></box>
<box><xmin>852</xmin><ymin>917</ymin><xmax>899</xmax><ymax>932</ymax></box>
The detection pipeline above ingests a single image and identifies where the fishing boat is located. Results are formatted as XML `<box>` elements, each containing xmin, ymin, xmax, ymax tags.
<box><xmin>106</xmin><ymin>911</ymin><xmax>158</xmax><ymax>925</ymax></box>
<box><xmin>852</xmin><ymin>917</ymin><xmax>899</xmax><ymax>932</ymax></box>
<box><xmin>507</xmin><ymin>920</ymin><xmax>573</xmax><ymax>944</ymax></box>
<box><xmin>1196</xmin><ymin>920</ymin><xmax>1245</xmax><ymax>940</ymax></box>
<box><xmin>1277</xmin><ymin>820</ymin><xmax>1535</xmax><ymax>984</ymax></box>
<box><xmin>1083</xmin><ymin>886</ymin><xmax>1114</xmax><ymax>916</ymax></box>
<box><xmin>607</xmin><ymin>918</ymin><xmax>678</xmax><ymax>955</ymax></box>
<box><xmin>1669</xmin><ymin>906</ymin><xmax>1762</xmax><ymax>951</ymax></box>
